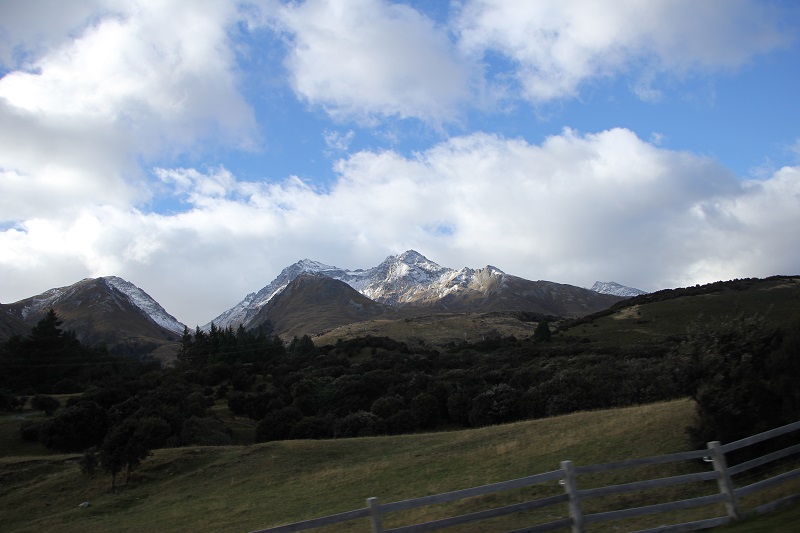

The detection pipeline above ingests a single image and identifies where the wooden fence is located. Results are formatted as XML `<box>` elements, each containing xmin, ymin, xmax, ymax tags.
<box><xmin>250</xmin><ymin>419</ymin><xmax>800</xmax><ymax>533</ymax></box>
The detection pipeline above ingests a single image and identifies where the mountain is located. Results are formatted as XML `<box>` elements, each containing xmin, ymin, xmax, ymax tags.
<box><xmin>210</xmin><ymin>250</ymin><xmax>626</xmax><ymax>333</ymax></box>
<box><xmin>0</xmin><ymin>304</ymin><xmax>29</xmax><ymax>340</ymax></box>
<box><xmin>244</xmin><ymin>274</ymin><xmax>402</xmax><ymax>339</ymax></box>
<box><xmin>1</xmin><ymin>276</ymin><xmax>185</xmax><ymax>356</ymax></box>
<box><xmin>590</xmin><ymin>281</ymin><xmax>647</xmax><ymax>298</ymax></box>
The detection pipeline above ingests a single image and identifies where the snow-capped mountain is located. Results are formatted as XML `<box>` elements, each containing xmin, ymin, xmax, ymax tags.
<box><xmin>3</xmin><ymin>276</ymin><xmax>185</xmax><ymax>355</ymax></box>
<box><xmin>11</xmin><ymin>276</ymin><xmax>185</xmax><ymax>335</ymax></box>
<box><xmin>206</xmin><ymin>259</ymin><xmax>361</xmax><ymax>330</ymax></box>
<box><xmin>590</xmin><ymin>281</ymin><xmax>647</xmax><ymax>298</ymax></box>
<box><xmin>208</xmin><ymin>250</ymin><xmax>625</xmax><ymax>331</ymax></box>
<box><xmin>102</xmin><ymin>277</ymin><xmax>186</xmax><ymax>334</ymax></box>
<box><xmin>206</xmin><ymin>250</ymin><xmax>482</xmax><ymax>329</ymax></box>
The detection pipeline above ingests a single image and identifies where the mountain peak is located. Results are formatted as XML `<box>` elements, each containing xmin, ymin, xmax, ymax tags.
<box><xmin>395</xmin><ymin>249</ymin><xmax>427</xmax><ymax>262</ymax></box>
<box><xmin>590</xmin><ymin>281</ymin><xmax>647</xmax><ymax>298</ymax></box>
<box><xmin>209</xmin><ymin>253</ymin><xmax>628</xmax><ymax>333</ymax></box>
<box><xmin>102</xmin><ymin>276</ymin><xmax>185</xmax><ymax>334</ymax></box>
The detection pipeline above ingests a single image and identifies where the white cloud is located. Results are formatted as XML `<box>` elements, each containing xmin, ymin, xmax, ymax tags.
<box><xmin>323</xmin><ymin>129</ymin><xmax>355</xmax><ymax>152</ymax></box>
<box><xmin>0</xmin><ymin>0</ymin><xmax>257</xmax><ymax>221</ymax></box>
<box><xmin>268</xmin><ymin>0</ymin><xmax>471</xmax><ymax>124</ymax></box>
<box><xmin>0</xmin><ymin>0</ymin><xmax>113</xmax><ymax>69</ymax></box>
<box><xmin>454</xmin><ymin>0</ymin><xmax>793</xmax><ymax>103</ymax></box>
<box><xmin>3</xmin><ymin>129</ymin><xmax>798</xmax><ymax>326</ymax></box>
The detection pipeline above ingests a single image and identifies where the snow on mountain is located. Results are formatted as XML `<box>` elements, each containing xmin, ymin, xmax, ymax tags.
<box><xmin>205</xmin><ymin>258</ymin><xmax>354</xmax><ymax>330</ymax></box>
<box><xmin>590</xmin><ymin>281</ymin><xmax>647</xmax><ymax>298</ymax></box>
<box><xmin>12</xmin><ymin>276</ymin><xmax>186</xmax><ymax>335</ymax></box>
<box><xmin>207</xmin><ymin>250</ymin><xmax>511</xmax><ymax>330</ymax></box>
<box><xmin>103</xmin><ymin>277</ymin><xmax>186</xmax><ymax>334</ymax></box>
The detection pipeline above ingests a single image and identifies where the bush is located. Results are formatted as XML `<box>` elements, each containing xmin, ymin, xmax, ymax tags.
<box><xmin>290</xmin><ymin>415</ymin><xmax>334</xmax><ymax>440</ymax></box>
<box><xmin>38</xmin><ymin>401</ymin><xmax>108</xmax><ymax>452</ymax></box>
<box><xmin>31</xmin><ymin>395</ymin><xmax>61</xmax><ymax>416</ymax></box>
<box><xmin>180</xmin><ymin>416</ymin><xmax>232</xmax><ymax>446</ymax></box>
<box><xmin>681</xmin><ymin>314</ymin><xmax>800</xmax><ymax>449</ymax></box>
<box><xmin>0</xmin><ymin>389</ymin><xmax>22</xmax><ymax>411</ymax></box>
<box><xmin>79</xmin><ymin>447</ymin><xmax>99</xmax><ymax>477</ymax></box>
<box><xmin>255</xmin><ymin>406</ymin><xmax>303</xmax><ymax>442</ymax></box>
<box><xmin>371</xmin><ymin>395</ymin><xmax>406</xmax><ymax>419</ymax></box>
<box><xmin>19</xmin><ymin>420</ymin><xmax>41</xmax><ymax>442</ymax></box>
<box><xmin>333</xmin><ymin>411</ymin><xmax>384</xmax><ymax>438</ymax></box>
<box><xmin>469</xmin><ymin>384</ymin><xmax>521</xmax><ymax>427</ymax></box>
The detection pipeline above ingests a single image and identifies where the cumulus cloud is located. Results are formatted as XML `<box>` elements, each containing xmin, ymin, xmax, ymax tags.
<box><xmin>454</xmin><ymin>0</ymin><xmax>793</xmax><ymax>102</ymax></box>
<box><xmin>267</xmin><ymin>0</ymin><xmax>471</xmax><ymax>124</ymax></box>
<box><xmin>3</xmin><ymin>129</ymin><xmax>799</xmax><ymax>326</ymax></box>
<box><xmin>0</xmin><ymin>0</ymin><xmax>256</xmax><ymax>218</ymax></box>
<box><xmin>1</xmin><ymin>2</ymin><xmax>797</xmax><ymax>328</ymax></box>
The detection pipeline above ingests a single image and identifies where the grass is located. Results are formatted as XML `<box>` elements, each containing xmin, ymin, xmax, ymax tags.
<box><xmin>2</xmin><ymin>398</ymin><xmax>798</xmax><ymax>531</ymax></box>
<box><xmin>314</xmin><ymin>312</ymin><xmax>539</xmax><ymax>347</ymax></box>
<box><xmin>560</xmin><ymin>277</ymin><xmax>800</xmax><ymax>349</ymax></box>
<box><xmin>312</xmin><ymin>278</ymin><xmax>800</xmax><ymax>350</ymax></box>
<box><xmin>717</xmin><ymin>503</ymin><xmax>800</xmax><ymax>532</ymax></box>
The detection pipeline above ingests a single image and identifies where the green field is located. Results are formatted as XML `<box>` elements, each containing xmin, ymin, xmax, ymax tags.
<box><xmin>1</xmin><ymin>398</ymin><xmax>797</xmax><ymax>533</ymax></box>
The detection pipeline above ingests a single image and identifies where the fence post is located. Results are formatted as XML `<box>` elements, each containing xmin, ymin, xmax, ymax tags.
<box><xmin>367</xmin><ymin>497</ymin><xmax>384</xmax><ymax>533</ymax></box>
<box><xmin>708</xmin><ymin>441</ymin><xmax>741</xmax><ymax>521</ymax></box>
<box><xmin>561</xmin><ymin>460</ymin><xmax>584</xmax><ymax>533</ymax></box>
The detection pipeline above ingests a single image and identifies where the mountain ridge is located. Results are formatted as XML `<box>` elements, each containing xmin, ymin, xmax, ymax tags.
<box><xmin>207</xmin><ymin>250</ymin><xmax>626</xmax><ymax>332</ymax></box>
<box><xmin>590</xmin><ymin>281</ymin><xmax>647</xmax><ymax>298</ymax></box>
<box><xmin>0</xmin><ymin>251</ymin><xmax>638</xmax><ymax>350</ymax></box>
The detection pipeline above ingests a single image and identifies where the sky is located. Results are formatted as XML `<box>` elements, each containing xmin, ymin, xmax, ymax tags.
<box><xmin>1</xmin><ymin>0</ymin><xmax>799</xmax><ymax>328</ymax></box>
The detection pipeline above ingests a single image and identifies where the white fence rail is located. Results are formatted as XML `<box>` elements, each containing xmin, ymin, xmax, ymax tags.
<box><xmin>251</xmin><ymin>420</ymin><xmax>800</xmax><ymax>533</ymax></box>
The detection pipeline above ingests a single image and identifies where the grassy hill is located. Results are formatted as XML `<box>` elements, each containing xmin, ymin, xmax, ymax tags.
<box><xmin>313</xmin><ymin>276</ymin><xmax>800</xmax><ymax>349</ymax></box>
<box><xmin>560</xmin><ymin>276</ymin><xmax>800</xmax><ymax>347</ymax></box>
<box><xmin>1</xmin><ymin>398</ymin><xmax>797</xmax><ymax>533</ymax></box>
<box><xmin>313</xmin><ymin>310</ymin><xmax>546</xmax><ymax>347</ymax></box>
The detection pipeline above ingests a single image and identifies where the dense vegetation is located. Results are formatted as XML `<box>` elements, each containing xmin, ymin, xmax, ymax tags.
<box><xmin>2</xmin><ymin>275</ymin><xmax>799</xmax><ymax>489</ymax></box>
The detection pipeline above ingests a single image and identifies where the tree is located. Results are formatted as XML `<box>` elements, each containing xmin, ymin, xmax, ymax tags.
<box><xmin>79</xmin><ymin>447</ymin><xmax>99</xmax><ymax>478</ymax></box>
<box><xmin>469</xmin><ymin>384</ymin><xmax>521</xmax><ymax>427</ymax></box>
<box><xmin>533</xmin><ymin>320</ymin><xmax>552</xmax><ymax>343</ymax></box>
<box><xmin>289</xmin><ymin>335</ymin><xmax>318</xmax><ymax>358</ymax></box>
<box><xmin>100</xmin><ymin>416</ymin><xmax>169</xmax><ymax>489</ymax></box>
<box><xmin>0</xmin><ymin>389</ymin><xmax>22</xmax><ymax>411</ymax></box>
<box><xmin>255</xmin><ymin>406</ymin><xmax>303</xmax><ymax>442</ymax></box>
<box><xmin>681</xmin><ymin>314</ymin><xmax>799</xmax><ymax>449</ymax></box>
<box><xmin>38</xmin><ymin>401</ymin><xmax>108</xmax><ymax>452</ymax></box>
<box><xmin>31</xmin><ymin>394</ymin><xmax>61</xmax><ymax>416</ymax></box>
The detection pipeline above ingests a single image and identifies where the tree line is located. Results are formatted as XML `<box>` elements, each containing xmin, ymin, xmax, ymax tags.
<box><xmin>2</xmin><ymin>307</ymin><xmax>799</xmax><ymax>487</ymax></box>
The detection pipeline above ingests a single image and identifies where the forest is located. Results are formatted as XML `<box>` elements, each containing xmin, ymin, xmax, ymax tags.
<box><xmin>2</xmin><ymin>299</ymin><xmax>799</xmax><ymax>486</ymax></box>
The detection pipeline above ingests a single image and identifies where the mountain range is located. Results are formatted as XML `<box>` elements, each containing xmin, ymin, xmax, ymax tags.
<box><xmin>0</xmin><ymin>250</ymin><xmax>641</xmax><ymax>355</ymax></box>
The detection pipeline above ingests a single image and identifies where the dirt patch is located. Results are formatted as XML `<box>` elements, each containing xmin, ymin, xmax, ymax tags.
<box><xmin>613</xmin><ymin>305</ymin><xmax>641</xmax><ymax>320</ymax></box>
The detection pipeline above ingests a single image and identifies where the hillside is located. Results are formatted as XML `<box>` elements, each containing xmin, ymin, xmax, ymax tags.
<box><xmin>246</xmin><ymin>274</ymin><xmax>405</xmax><ymax>339</ymax></box>
<box><xmin>560</xmin><ymin>276</ymin><xmax>800</xmax><ymax>347</ymax></box>
<box><xmin>2</xmin><ymin>277</ymin><xmax>182</xmax><ymax>356</ymax></box>
<box><xmin>2</xmin><ymin>399</ymin><xmax>702</xmax><ymax>533</ymax></box>
<box><xmin>4</xmin><ymin>398</ymin><xmax>797</xmax><ymax>532</ymax></box>
<box><xmin>313</xmin><ymin>310</ymin><xmax>550</xmax><ymax>347</ymax></box>
<box><xmin>0</xmin><ymin>304</ymin><xmax>29</xmax><ymax>339</ymax></box>
<box><xmin>312</xmin><ymin>276</ymin><xmax>800</xmax><ymax>347</ymax></box>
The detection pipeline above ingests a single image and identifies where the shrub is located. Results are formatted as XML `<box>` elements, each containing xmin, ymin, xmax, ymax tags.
<box><xmin>38</xmin><ymin>401</ymin><xmax>108</xmax><ymax>452</ymax></box>
<box><xmin>333</xmin><ymin>411</ymin><xmax>384</xmax><ymax>438</ymax></box>
<box><xmin>0</xmin><ymin>389</ymin><xmax>22</xmax><ymax>411</ymax></box>
<box><xmin>681</xmin><ymin>314</ymin><xmax>800</xmax><ymax>449</ymax></box>
<box><xmin>31</xmin><ymin>395</ymin><xmax>61</xmax><ymax>416</ymax></box>
<box><xmin>469</xmin><ymin>384</ymin><xmax>521</xmax><ymax>427</ymax></box>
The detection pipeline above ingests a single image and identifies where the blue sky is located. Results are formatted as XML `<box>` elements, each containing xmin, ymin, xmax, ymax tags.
<box><xmin>1</xmin><ymin>0</ymin><xmax>799</xmax><ymax>327</ymax></box>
